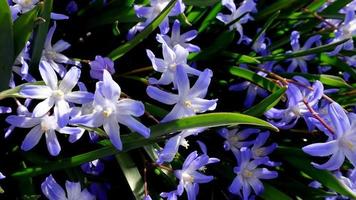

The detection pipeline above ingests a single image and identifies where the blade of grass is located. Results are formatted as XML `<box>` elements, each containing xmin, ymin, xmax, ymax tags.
<box><xmin>107</xmin><ymin>0</ymin><xmax>177</xmax><ymax>61</ymax></box>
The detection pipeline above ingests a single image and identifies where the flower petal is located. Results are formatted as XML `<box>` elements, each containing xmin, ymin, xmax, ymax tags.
<box><xmin>33</xmin><ymin>98</ymin><xmax>55</xmax><ymax>117</ymax></box>
<box><xmin>103</xmin><ymin>116</ymin><xmax>122</xmax><ymax>150</ymax></box>
<box><xmin>117</xmin><ymin>115</ymin><xmax>150</xmax><ymax>138</ymax></box>
<box><xmin>21</xmin><ymin>125</ymin><xmax>43</xmax><ymax>151</ymax></box>
<box><xmin>59</xmin><ymin>67</ymin><xmax>81</xmax><ymax>93</ymax></box>
<box><xmin>6</xmin><ymin>115</ymin><xmax>40</xmax><ymax>128</ymax></box>
<box><xmin>302</xmin><ymin>140</ymin><xmax>338</xmax><ymax>157</ymax></box>
<box><xmin>40</xmin><ymin>61</ymin><xmax>58</xmax><ymax>90</ymax></box>
<box><xmin>20</xmin><ymin>85</ymin><xmax>52</xmax><ymax>99</ymax></box>
<box><xmin>45</xmin><ymin>129</ymin><xmax>61</xmax><ymax>156</ymax></box>
<box><xmin>41</xmin><ymin>175</ymin><xmax>66</xmax><ymax>200</ymax></box>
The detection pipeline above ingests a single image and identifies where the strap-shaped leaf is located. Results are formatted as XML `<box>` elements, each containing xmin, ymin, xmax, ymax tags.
<box><xmin>29</xmin><ymin>0</ymin><xmax>53</xmax><ymax>69</ymax></box>
<box><xmin>11</xmin><ymin>112</ymin><xmax>277</xmax><ymax>178</ymax></box>
<box><xmin>108</xmin><ymin>0</ymin><xmax>177</xmax><ymax>60</ymax></box>
<box><xmin>259</xmin><ymin>39</ymin><xmax>348</xmax><ymax>62</ymax></box>
<box><xmin>116</xmin><ymin>153</ymin><xmax>145</xmax><ymax>200</ymax></box>
<box><xmin>244</xmin><ymin>87</ymin><xmax>287</xmax><ymax>117</ymax></box>
<box><xmin>13</xmin><ymin>6</ymin><xmax>40</xmax><ymax>57</ymax></box>
<box><xmin>0</xmin><ymin>0</ymin><xmax>14</xmax><ymax>92</ymax></box>
<box><xmin>281</xmin><ymin>73</ymin><xmax>353</xmax><ymax>88</ymax></box>
<box><xmin>229</xmin><ymin>66</ymin><xmax>280</xmax><ymax>92</ymax></box>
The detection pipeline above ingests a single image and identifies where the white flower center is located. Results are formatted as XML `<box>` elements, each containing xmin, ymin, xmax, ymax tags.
<box><xmin>242</xmin><ymin>169</ymin><xmax>254</xmax><ymax>178</ymax></box>
<box><xmin>340</xmin><ymin>136</ymin><xmax>354</xmax><ymax>150</ymax></box>
<box><xmin>52</xmin><ymin>90</ymin><xmax>64</xmax><ymax>100</ymax></box>
<box><xmin>180</xmin><ymin>138</ymin><xmax>189</xmax><ymax>149</ymax></box>
<box><xmin>182</xmin><ymin>172</ymin><xmax>194</xmax><ymax>183</ymax></box>
<box><xmin>184</xmin><ymin>100</ymin><xmax>192</xmax><ymax>108</ymax></box>
<box><xmin>102</xmin><ymin>108</ymin><xmax>113</xmax><ymax>118</ymax></box>
<box><xmin>40</xmin><ymin>116</ymin><xmax>57</xmax><ymax>131</ymax></box>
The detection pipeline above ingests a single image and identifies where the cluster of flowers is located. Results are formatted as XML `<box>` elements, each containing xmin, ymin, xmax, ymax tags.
<box><xmin>1</xmin><ymin>0</ymin><xmax>356</xmax><ymax>199</ymax></box>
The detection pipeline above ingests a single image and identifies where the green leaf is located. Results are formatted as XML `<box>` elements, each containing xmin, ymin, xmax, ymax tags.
<box><xmin>259</xmin><ymin>39</ymin><xmax>349</xmax><ymax>62</ymax></box>
<box><xmin>252</xmin><ymin>10</ymin><xmax>280</xmax><ymax>46</ymax></box>
<box><xmin>13</xmin><ymin>6</ymin><xmax>40</xmax><ymax>57</ymax></box>
<box><xmin>29</xmin><ymin>0</ymin><xmax>53</xmax><ymax>69</ymax></box>
<box><xmin>198</xmin><ymin>2</ymin><xmax>222</xmax><ymax>33</ymax></box>
<box><xmin>261</xmin><ymin>183</ymin><xmax>292</xmax><ymax>200</ymax></box>
<box><xmin>256</xmin><ymin>0</ymin><xmax>309</xmax><ymax>20</ymax></box>
<box><xmin>222</xmin><ymin>51</ymin><xmax>261</xmax><ymax>65</ymax></box>
<box><xmin>188</xmin><ymin>31</ymin><xmax>235</xmax><ymax>61</ymax></box>
<box><xmin>244</xmin><ymin>87</ymin><xmax>287</xmax><ymax>117</ymax></box>
<box><xmin>116</xmin><ymin>153</ymin><xmax>145</xmax><ymax>200</ymax></box>
<box><xmin>11</xmin><ymin>112</ymin><xmax>277</xmax><ymax>178</ymax></box>
<box><xmin>183</xmin><ymin>0</ymin><xmax>219</xmax><ymax>7</ymax></box>
<box><xmin>281</xmin><ymin>73</ymin><xmax>353</xmax><ymax>88</ymax></box>
<box><xmin>320</xmin><ymin>53</ymin><xmax>356</xmax><ymax>79</ymax></box>
<box><xmin>107</xmin><ymin>0</ymin><xmax>177</xmax><ymax>61</ymax></box>
<box><xmin>0</xmin><ymin>0</ymin><xmax>14</xmax><ymax>92</ymax></box>
<box><xmin>276</xmin><ymin>146</ymin><xmax>356</xmax><ymax>199</ymax></box>
<box><xmin>229</xmin><ymin>66</ymin><xmax>280</xmax><ymax>92</ymax></box>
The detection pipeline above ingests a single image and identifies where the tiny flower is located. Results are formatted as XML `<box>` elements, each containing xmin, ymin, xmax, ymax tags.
<box><xmin>70</xmin><ymin>70</ymin><xmax>150</xmax><ymax>150</ymax></box>
<box><xmin>128</xmin><ymin>0</ymin><xmax>185</xmax><ymax>39</ymax></box>
<box><xmin>157</xmin><ymin>20</ymin><xmax>200</xmax><ymax>52</ymax></box>
<box><xmin>66</xmin><ymin>0</ymin><xmax>78</xmax><ymax>14</ymax></box>
<box><xmin>174</xmin><ymin>151</ymin><xmax>219</xmax><ymax>200</ymax></box>
<box><xmin>219</xmin><ymin>128</ymin><xmax>259</xmax><ymax>152</ymax></box>
<box><xmin>6</xmin><ymin>113</ymin><xmax>82</xmax><ymax>156</ymax></box>
<box><xmin>146</xmin><ymin>37</ymin><xmax>201</xmax><ymax>86</ymax></box>
<box><xmin>41</xmin><ymin>22</ymin><xmax>75</xmax><ymax>77</ymax></box>
<box><xmin>217</xmin><ymin>0</ymin><xmax>257</xmax><ymax>44</ymax></box>
<box><xmin>89</xmin><ymin>55</ymin><xmax>115</xmax><ymax>80</ymax></box>
<box><xmin>147</xmin><ymin>65</ymin><xmax>217</xmax><ymax>122</ymax></box>
<box><xmin>251</xmin><ymin>131</ymin><xmax>279</xmax><ymax>167</ymax></box>
<box><xmin>229</xmin><ymin>148</ymin><xmax>278</xmax><ymax>200</ymax></box>
<box><xmin>303</xmin><ymin>102</ymin><xmax>356</xmax><ymax>170</ymax></box>
<box><xmin>286</xmin><ymin>31</ymin><xmax>321</xmax><ymax>72</ymax></box>
<box><xmin>20</xmin><ymin>63</ymin><xmax>93</xmax><ymax>127</ymax></box>
<box><xmin>265</xmin><ymin>76</ymin><xmax>324</xmax><ymax>129</ymax></box>
<box><xmin>41</xmin><ymin>174</ymin><xmax>95</xmax><ymax>200</ymax></box>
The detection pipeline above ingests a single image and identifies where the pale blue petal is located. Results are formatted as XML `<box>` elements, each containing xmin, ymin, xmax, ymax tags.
<box><xmin>116</xmin><ymin>99</ymin><xmax>145</xmax><ymax>116</ymax></box>
<box><xmin>41</xmin><ymin>175</ymin><xmax>66</xmax><ymax>200</ymax></box>
<box><xmin>45</xmin><ymin>129</ymin><xmax>61</xmax><ymax>156</ymax></box>
<box><xmin>65</xmin><ymin>91</ymin><xmax>93</xmax><ymax>104</ymax></box>
<box><xmin>40</xmin><ymin>61</ymin><xmax>58</xmax><ymax>90</ymax></box>
<box><xmin>117</xmin><ymin>115</ymin><xmax>150</xmax><ymax>138</ymax></box>
<box><xmin>146</xmin><ymin>86</ymin><xmax>178</xmax><ymax>105</ymax></box>
<box><xmin>6</xmin><ymin>115</ymin><xmax>40</xmax><ymax>128</ymax></box>
<box><xmin>59</xmin><ymin>67</ymin><xmax>80</xmax><ymax>93</ymax></box>
<box><xmin>103</xmin><ymin>116</ymin><xmax>122</xmax><ymax>150</ymax></box>
<box><xmin>33</xmin><ymin>98</ymin><xmax>55</xmax><ymax>117</ymax></box>
<box><xmin>20</xmin><ymin>85</ymin><xmax>52</xmax><ymax>99</ymax></box>
<box><xmin>21</xmin><ymin>125</ymin><xmax>43</xmax><ymax>151</ymax></box>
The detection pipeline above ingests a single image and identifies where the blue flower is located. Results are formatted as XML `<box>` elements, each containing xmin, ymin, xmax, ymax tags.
<box><xmin>174</xmin><ymin>151</ymin><xmax>219</xmax><ymax>200</ymax></box>
<box><xmin>250</xmin><ymin>131</ymin><xmax>279</xmax><ymax>167</ymax></box>
<box><xmin>265</xmin><ymin>76</ymin><xmax>324</xmax><ymax>129</ymax></box>
<box><xmin>161</xmin><ymin>190</ymin><xmax>179</xmax><ymax>200</ymax></box>
<box><xmin>219</xmin><ymin>128</ymin><xmax>259</xmax><ymax>152</ymax></box>
<box><xmin>128</xmin><ymin>0</ymin><xmax>185</xmax><ymax>39</ymax></box>
<box><xmin>286</xmin><ymin>31</ymin><xmax>321</xmax><ymax>72</ymax></box>
<box><xmin>41</xmin><ymin>174</ymin><xmax>95</xmax><ymax>200</ymax></box>
<box><xmin>81</xmin><ymin>159</ymin><xmax>104</xmax><ymax>175</ymax></box>
<box><xmin>217</xmin><ymin>0</ymin><xmax>257</xmax><ymax>44</ymax></box>
<box><xmin>329</xmin><ymin>10</ymin><xmax>356</xmax><ymax>55</ymax></box>
<box><xmin>41</xmin><ymin>22</ymin><xmax>75</xmax><ymax>77</ymax></box>
<box><xmin>89</xmin><ymin>55</ymin><xmax>115</xmax><ymax>80</ymax></box>
<box><xmin>66</xmin><ymin>1</ymin><xmax>78</xmax><ymax>14</ymax></box>
<box><xmin>303</xmin><ymin>102</ymin><xmax>356</xmax><ymax>170</ymax></box>
<box><xmin>157</xmin><ymin>128</ymin><xmax>204</xmax><ymax>164</ymax></box>
<box><xmin>229</xmin><ymin>147</ymin><xmax>278</xmax><ymax>200</ymax></box>
<box><xmin>6</xmin><ymin>113</ymin><xmax>82</xmax><ymax>156</ymax></box>
<box><xmin>147</xmin><ymin>65</ymin><xmax>217</xmax><ymax>122</ymax></box>
<box><xmin>20</xmin><ymin>64</ymin><xmax>93</xmax><ymax>128</ymax></box>
<box><xmin>157</xmin><ymin>19</ymin><xmax>200</xmax><ymax>52</ymax></box>
<box><xmin>70</xmin><ymin>70</ymin><xmax>150</xmax><ymax>150</ymax></box>
<box><xmin>146</xmin><ymin>38</ymin><xmax>201</xmax><ymax>86</ymax></box>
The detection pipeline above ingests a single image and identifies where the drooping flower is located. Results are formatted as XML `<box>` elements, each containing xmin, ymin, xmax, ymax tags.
<box><xmin>303</xmin><ymin>102</ymin><xmax>356</xmax><ymax>171</ymax></box>
<box><xmin>89</xmin><ymin>55</ymin><xmax>115</xmax><ymax>80</ymax></box>
<box><xmin>174</xmin><ymin>150</ymin><xmax>219</xmax><ymax>200</ymax></box>
<box><xmin>147</xmin><ymin>65</ymin><xmax>217</xmax><ymax>122</ymax></box>
<box><xmin>20</xmin><ymin>63</ymin><xmax>93</xmax><ymax>127</ymax></box>
<box><xmin>146</xmin><ymin>37</ymin><xmax>201</xmax><ymax>86</ymax></box>
<box><xmin>41</xmin><ymin>174</ymin><xmax>95</xmax><ymax>200</ymax></box>
<box><xmin>157</xmin><ymin>19</ymin><xmax>200</xmax><ymax>52</ymax></box>
<box><xmin>216</xmin><ymin>0</ymin><xmax>257</xmax><ymax>44</ymax></box>
<box><xmin>265</xmin><ymin>76</ymin><xmax>324</xmax><ymax>129</ymax></box>
<box><xmin>128</xmin><ymin>0</ymin><xmax>185</xmax><ymax>39</ymax></box>
<box><xmin>219</xmin><ymin>128</ymin><xmax>259</xmax><ymax>152</ymax></box>
<box><xmin>6</xmin><ymin>113</ymin><xmax>82</xmax><ymax>156</ymax></box>
<box><xmin>229</xmin><ymin>147</ymin><xmax>278</xmax><ymax>200</ymax></box>
<box><xmin>41</xmin><ymin>22</ymin><xmax>76</xmax><ymax>77</ymax></box>
<box><xmin>286</xmin><ymin>31</ymin><xmax>321</xmax><ymax>72</ymax></box>
<box><xmin>70</xmin><ymin>70</ymin><xmax>150</xmax><ymax>150</ymax></box>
